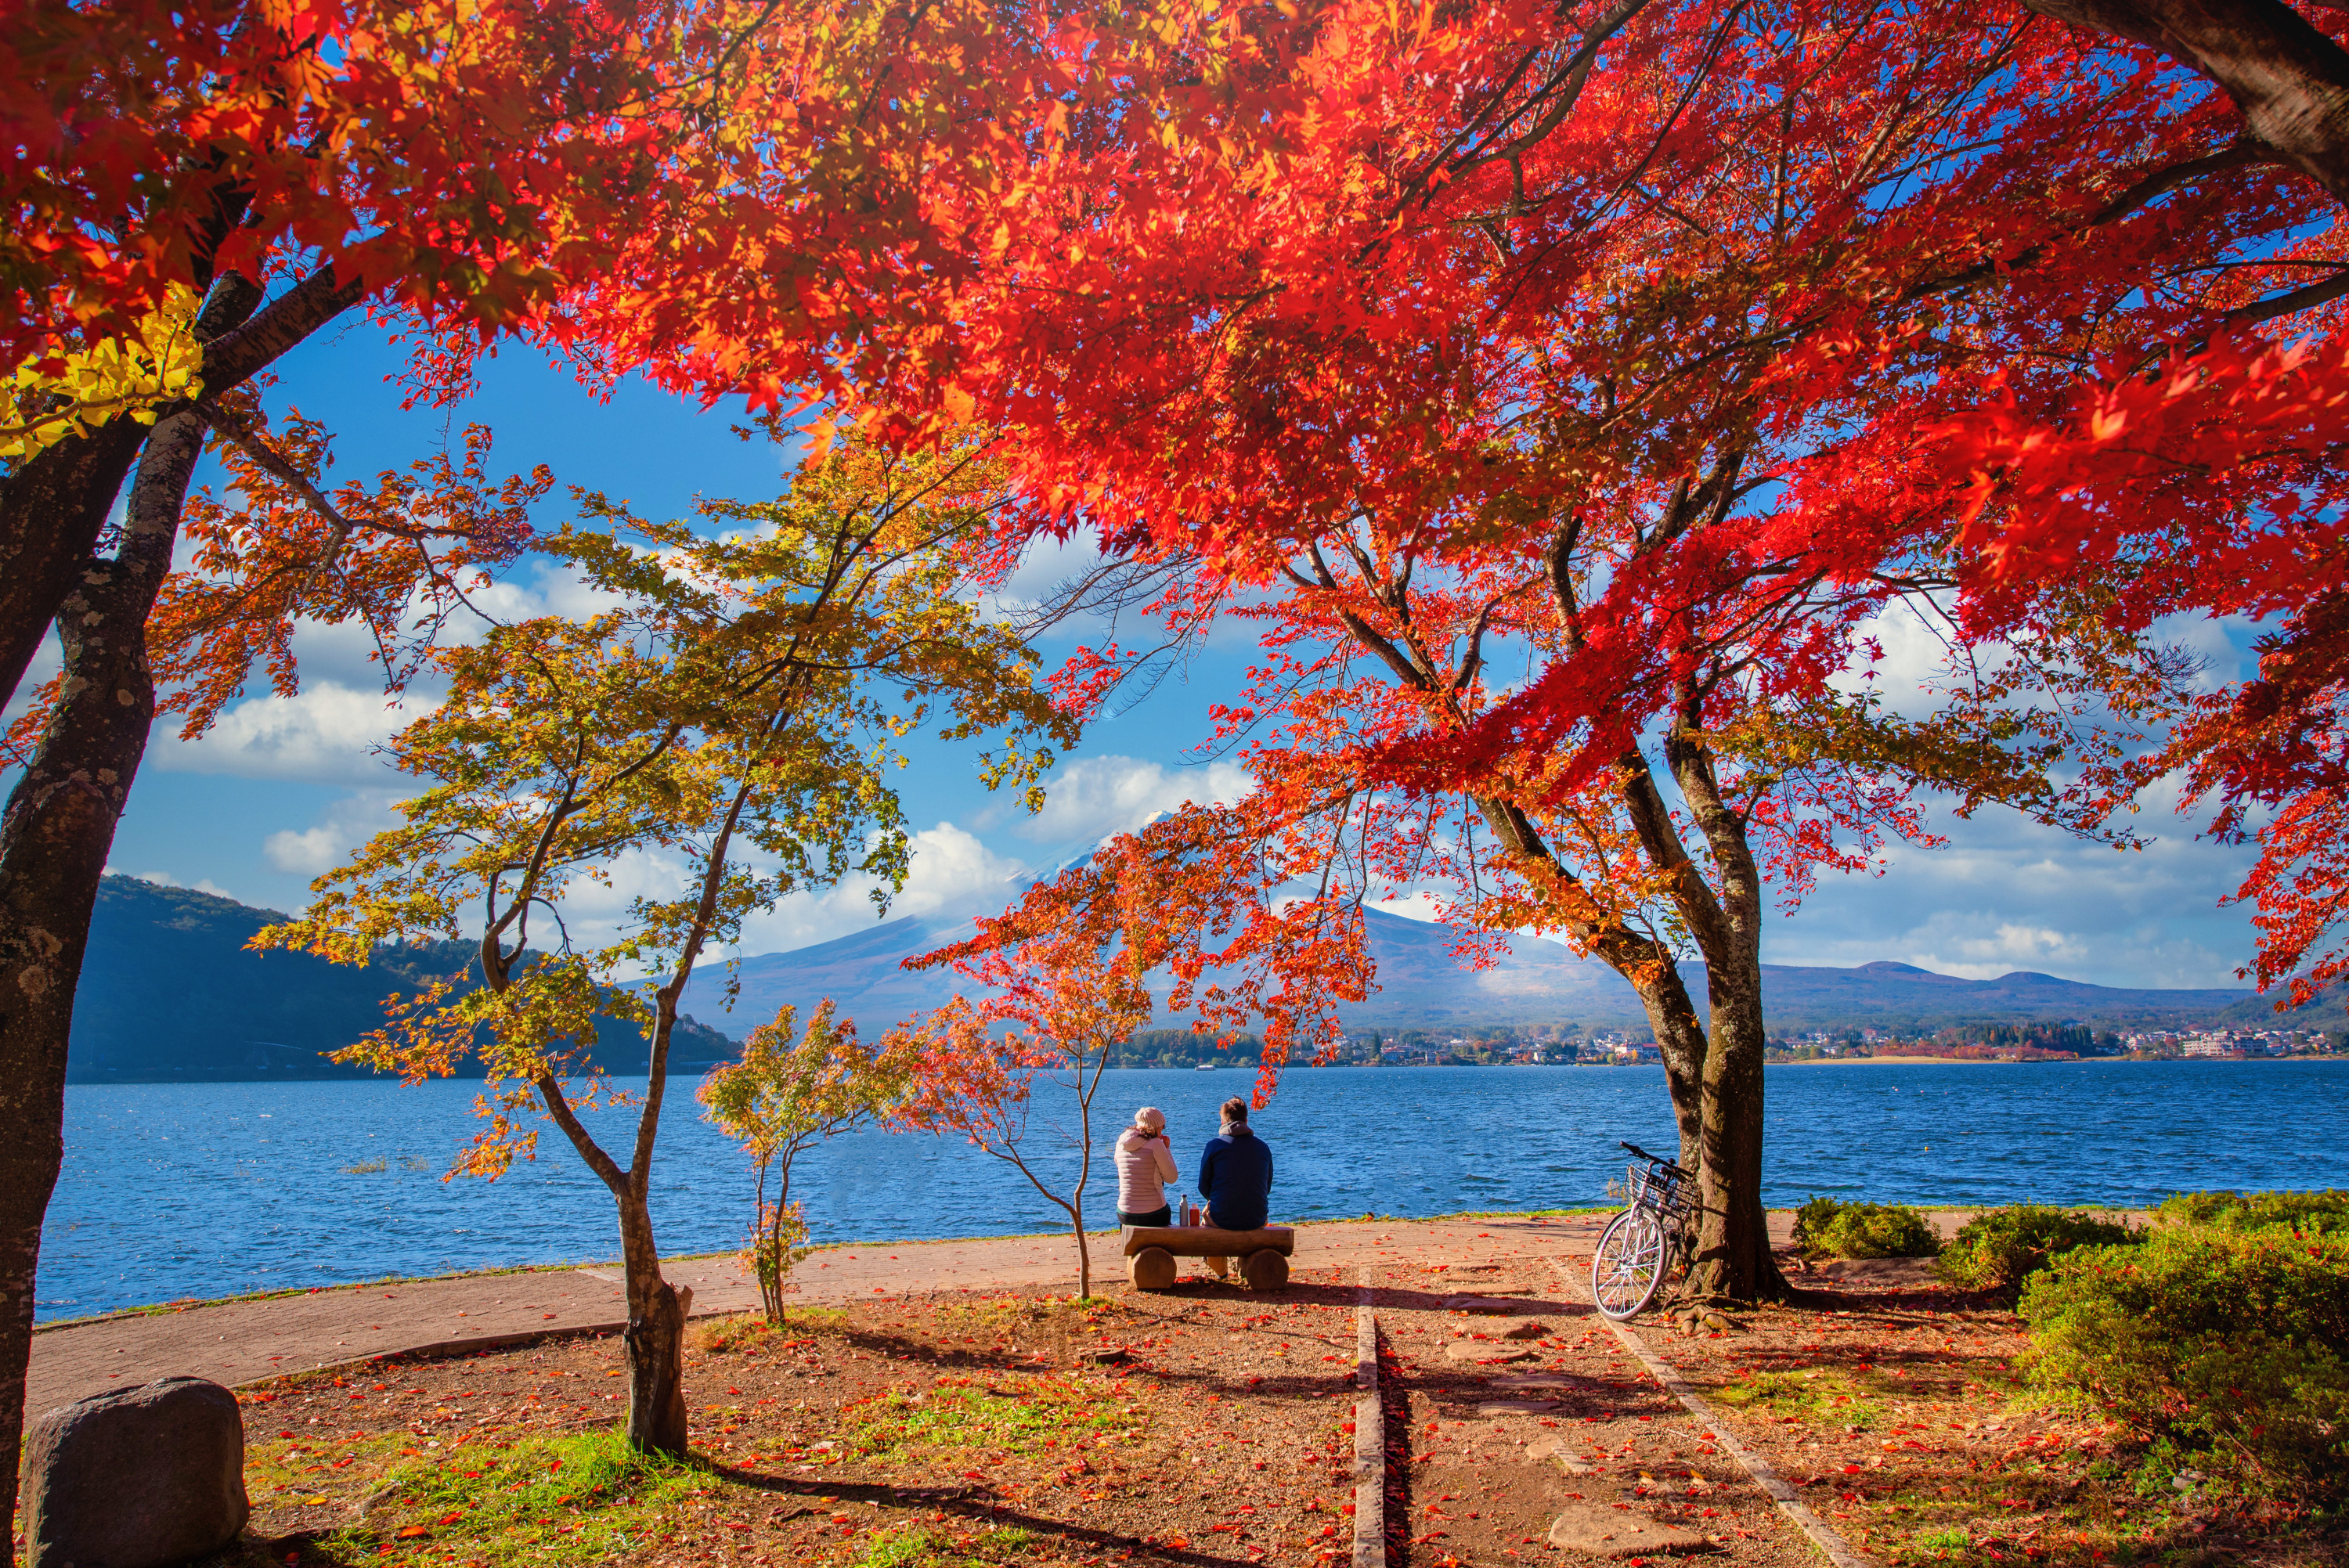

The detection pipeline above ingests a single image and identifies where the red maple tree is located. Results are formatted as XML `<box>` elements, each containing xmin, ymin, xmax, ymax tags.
<box><xmin>887</xmin><ymin>0</ymin><xmax>2335</xmax><ymax>1300</ymax></box>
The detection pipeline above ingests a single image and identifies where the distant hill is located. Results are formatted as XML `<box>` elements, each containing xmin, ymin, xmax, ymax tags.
<box><xmin>1720</xmin><ymin>959</ymin><xmax>2293</xmax><ymax>1033</ymax></box>
<box><xmin>678</xmin><ymin>893</ymin><xmax>2285</xmax><ymax>1038</ymax></box>
<box><xmin>67</xmin><ymin>875</ymin><xmax>2307</xmax><ymax>1077</ymax></box>
<box><xmin>70</xmin><ymin>877</ymin><xmax>735</xmax><ymax>1082</ymax></box>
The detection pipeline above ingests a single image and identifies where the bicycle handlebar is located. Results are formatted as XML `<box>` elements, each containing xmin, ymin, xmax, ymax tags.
<box><xmin>1618</xmin><ymin>1140</ymin><xmax>1689</xmax><ymax>1175</ymax></box>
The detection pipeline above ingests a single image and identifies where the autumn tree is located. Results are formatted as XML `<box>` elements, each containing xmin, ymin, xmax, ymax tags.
<box><xmin>697</xmin><ymin>1000</ymin><xmax>910</xmax><ymax>1324</ymax></box>
<box><xmin>890</xmin><ymin>917</ymin><xmax>1161</xmax><ymax>1299</ymax></box>
<box><xmin>256</xmin><ymin>434</ymin><xmax>1073</xmax><ymax>1452</ymax></box>
<box><xmin>666</xmin><ymin>0</ymin><xmax>2349</xmax><ymax>1041</ymax></box>
<box><xmin>885</xmin><ymin>994</ymin><xmax>1131</xmax><ymax>1302</ymax></box>
<box><xmin>854</xmin><ymin>0</ymin><xmax>2333</xmax><ymax>1301</ymax></box>
<box><xmin>886</xmin><ymin>813</ymin><xmax>1374</xmax><ymax>1299</ymax></box>
<box><xmin>0</xmin><ymin>3</ymin><xmax>724</xmax><ymax>1523</ymax></box>
<box><xmin>0</xmin><ymin>0</ymin><xmax>1109</xmax><ymax>1519</ymax></box>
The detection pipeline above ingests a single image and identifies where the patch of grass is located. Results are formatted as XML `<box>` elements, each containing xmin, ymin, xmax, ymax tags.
<box><xmin>246</xmin><ymin>1429</ymin><xmax>413</xmax><ymax>1510</ymax></box>
<box><xmin>935</xmin><ymin>1295</ymin><xmax>1128</xmax><ymax>1338</ymax></box>
<box><xmin>317</xmin><ymin>1427</ymin><xmax>705</xmax><ymax>1566</ymax></box>
<box><xmin>342</xmin><ymin>1157</ymin><xmax>389</xmax><ymax>1173</ymax></box>
<box><xmin>846</xmin><ymin>1373</ymin><xmax>1143</xmax><ymax>1460</ymax></box>
<box><xmin>786</xmin><ymin>1304</ymin><xmax>852</xmax><ymax>1332</ymax></box>
<box><xmin>688</xmin><ymin>1311</ymin><xmax>774</xmax><ymax>1354</ymax></box>
<box><xmin>689</xmin><ymin>1307</ymin><xmax>848</xmax><ymax>1354</ymax></box>
<box><xmin>1708</xmin><ymin>1367</ymin><xmax>1886</xmax><ymax>1428</ymax></box>
<box><xmin>1909</xmin><ymin>1523</ymin><xmax>1971</xmax><ymax>1555</ymax></box>
<box><xmin>853</xmin><ymin>1524</ymin><xmax>1042</xmax><ymax>1566</ymax></box>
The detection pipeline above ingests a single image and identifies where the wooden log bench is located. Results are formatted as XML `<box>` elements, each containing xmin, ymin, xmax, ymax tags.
<box><xmin>1122</xmin><ymin>1225</ymin><xmax>1294</xmax><ymax>1290</ymax></box>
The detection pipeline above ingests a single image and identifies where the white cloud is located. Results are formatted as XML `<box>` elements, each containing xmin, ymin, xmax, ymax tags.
<box><xmin>1010</xmin><ymin>755</ymin><xmax>1253</xmax><ymax>845</ymax></box>
<box><xmin>891</xmin><ymin>822</ymin><xmax>1030</xmax><ymax>915</ymax></box>
<box><xmin>1906</xmin><ymin>921</ymin><xmax>2091</xmax><ymax>980</ymax></box>
<box><xmin>1763</xmin><ymin>790</ymin><xmax>2261</xmax><ymax>989</ymax></box>
<box><xmin>1833</xmin><ymin>600</ymin><xmax>2256</xmax><ymax>719</ymax></box>
<box><xmin>157</xmin><ymin>682</ymin><xmax>436</xmax><ymax>785</ymax></box>
<box><xmin>733</xmin><ymin>821</ymin><xmax>1028</xmax><ymax>954</ymax></box>
<box><xmin>983</xmin><ymin>532</ymin><xmax>1110</xmax><ymax>621</ymax></box>
<box><xmin>459</xmin><ymin>557</ymin><xmax>629</xmax><ymax>626</ymax></box>
<box><xmin>1838</xmin><ymin>597</ymin><xmax>1954</xmax><ymax>714</ymax></box>
<box><xmin>263</xmin><ymin>791</ymin><xmax>412</xmax><ymax>875</ymax></box>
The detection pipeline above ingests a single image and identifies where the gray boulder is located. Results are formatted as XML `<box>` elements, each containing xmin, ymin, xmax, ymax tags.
<box><xmin>23</xmin><ymin>1376</ymin><xmax>250</xmax><ymax>1568</ymax></box>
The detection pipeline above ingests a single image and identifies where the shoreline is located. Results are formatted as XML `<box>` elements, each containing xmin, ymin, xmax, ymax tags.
<box><xmin>39</xmin><ymin>1202</ymin><xmax>2176</xmax><ymax>1331</ymax></box>
<box><xmin>56</xmin><ymin>1055</ymin><xmax>2347</xmax><ymax>1085</ymax></box>
<box><xmin>1774</xmin><ymin>1053</ymin><xmax>2346</xmax><ymax>1067</ymax></box>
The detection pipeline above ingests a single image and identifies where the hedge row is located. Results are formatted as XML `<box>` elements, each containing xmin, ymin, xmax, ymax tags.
<box><xmin>1786</xmin><ymin>1189</ymin><xmax>2349</xmax><ymax>1504</ymax></box>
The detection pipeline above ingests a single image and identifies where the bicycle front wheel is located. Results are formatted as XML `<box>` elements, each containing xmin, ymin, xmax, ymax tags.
<box><xmin>1590</xmin><ymin>1209</ymin><xmax>1668</xmax><ymax>1320</ymax></box>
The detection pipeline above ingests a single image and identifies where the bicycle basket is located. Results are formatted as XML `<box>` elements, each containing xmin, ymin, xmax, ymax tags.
<box><xmin>1627</xmin><ymin>1161</ymin><xmax>1688</xmax><ymax>1219</ymax></box>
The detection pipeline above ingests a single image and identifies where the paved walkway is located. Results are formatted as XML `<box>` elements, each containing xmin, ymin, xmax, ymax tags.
<box><xmin>30</xmin><ymin>1213</ymin><xmax>1680</xmax><ymax>1415</ymax></box>
<box><xmin>66</xmin><ymin>1199</ymin><xmax>2108</xmax><ymax>1421</ymax></box>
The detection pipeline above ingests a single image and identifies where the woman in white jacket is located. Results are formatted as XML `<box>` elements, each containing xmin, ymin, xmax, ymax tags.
<box><xmin>1114</xmin><ymin>1107</ymin><xmax>1178</xmax><ymax>1227</ymax></box>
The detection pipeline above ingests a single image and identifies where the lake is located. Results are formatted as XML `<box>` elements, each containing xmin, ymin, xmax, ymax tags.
<box><xmin>37</xmin><ymin>1058</ymin><xmax>2349</xmax><ymax>1321</ymax></box>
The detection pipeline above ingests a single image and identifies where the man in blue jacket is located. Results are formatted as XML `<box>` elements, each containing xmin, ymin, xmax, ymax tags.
<box><xmin>1198</xmin><ymin>1098</ymin><xmax>1275</xmax><ymax>1269</ymax></box>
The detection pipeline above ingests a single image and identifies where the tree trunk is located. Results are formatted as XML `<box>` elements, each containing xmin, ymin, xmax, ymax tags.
<box><xmin>760</xmin><ymin>1170</ymin><xmax>788</xmax><ymax>1325</ymax></box>
<box><xmin>1629</xmin><ymin>975</ymin><xmax>1709</xmax><ymax>1179</ymax></box>
<box><xmin>618</xmin><ymin>1191</ymin><xmax>691</xmax><ymax>1455</ymax></box>
<box><xmin>0</xmin><ymin>273</ymin><xmax>256</xmax><ymax>1541</ymax></box>
<box><xmin>1690</xmin><ymin>951</ymin><xmax>1782</xmax><ymax>1302</ymax></box>
<box><xmin>1073</xmin><ymin>1076</ymin><xmax>1097</xmax><ymax>1300</ymax></box>
<box><xmin>533</xmin><ymin>1069</ymin><xmax>692</xmax><ymax>1455</ymax></box>
<box><xmin>1662</xmin><ymin>707</ymin><xmax>1792</xmax><ymax>1307</ymax></box>
<box><xmin>760</xmin><ymin>1244</ymin><xmax>785</xmax><ymax>1324</ymax></box>
<box><xmin>0</xmin><ymin>268</ymin><xmax>356</xmax><ymax>714</ymax></box>
<box><xmin>0</xmin><ymin>421</ymin><xmax>152</xmax><ymax>714</ymax></box>
<box><xmin>2021</xmin><ymin>0</ymin><xmax>2349</xmax><ymax>209</ymax></box>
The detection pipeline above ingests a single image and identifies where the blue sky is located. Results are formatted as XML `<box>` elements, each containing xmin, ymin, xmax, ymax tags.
<box><xmin>5</xmin><ymin>319</ymin><xmax>2268</xmax><ymax>992</ymax></box>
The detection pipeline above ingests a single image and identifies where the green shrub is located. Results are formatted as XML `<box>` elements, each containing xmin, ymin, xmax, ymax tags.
<box><xmin>2160</xmin><ymin>1189</ymin><xmax>2349</xmax><ymax>1236</ymax></box>
<box><xmin>1935</xmin><ymin>1205</ymin><xmax>2142</xmax><ymax>1297</ymax></box>
<box><xmin>1792</xmin><ymin>1195</ymin><xmax>1843</xmax><ymax>1252</ymax></box>
<box><xmin>1792</xmin><ymin>1196</ymin><xmax>1940</xmax><ymax>1259</ymax></box>
<box><xmin>2019</xmin><ymin>1225</ymin><xmax>2349</xmax><ymax>1503</ymax></box>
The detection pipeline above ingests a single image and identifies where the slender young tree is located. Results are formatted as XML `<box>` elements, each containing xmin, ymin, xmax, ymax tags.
<box><xmin>698</xmin><ymin>1000</ymin><xmax>909</xmax><ymax>1325</ymax></box>
<box><xmin>258</xmin><ymin>434</ymin><xmax>1073</xmax><ymax>1451</ymax></box>
<box><xmin>886</xmin><ymin>993</ymin><xmax>1130</xmax><ymax>1303</ymax></box>
<box><xmin>889</xmin><ymin>816</ymin><xmax>1374</xmax><ymax>1298</ymax></box>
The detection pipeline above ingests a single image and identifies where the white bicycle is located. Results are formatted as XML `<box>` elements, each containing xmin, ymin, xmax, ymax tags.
<box><xmin>1589</xmin><ymin>1141</ymin><xmax>1694</xmax><ymax>1321</ymax></box>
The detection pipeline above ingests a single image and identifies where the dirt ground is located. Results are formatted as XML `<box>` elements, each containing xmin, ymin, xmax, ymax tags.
<box><xmin>142</xmin><ymin>1234</ymin><xmax>2344</xmax><ymax>1568</ymax></box>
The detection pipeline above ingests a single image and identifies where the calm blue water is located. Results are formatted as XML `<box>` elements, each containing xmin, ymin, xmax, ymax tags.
<box><xmin>38</xmin><ymin>1060</ymin><xmax>2349</xmax><ymax>1321</ymax></box>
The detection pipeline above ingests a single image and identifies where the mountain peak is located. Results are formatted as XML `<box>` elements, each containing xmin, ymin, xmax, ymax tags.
<box><xmin>681</xmin><ymin>892</ymin><xmax>2265</xmax><ymax>1038</ymax></box>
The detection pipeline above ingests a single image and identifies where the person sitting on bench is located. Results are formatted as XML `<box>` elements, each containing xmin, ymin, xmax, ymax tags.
<box><xmin>1196</xmin><ymin>1097</ymin><xmax>1274</xmax><ymax>1277</ymax></box>
<box><xmin>1115</xmin><ymin>1106</ymin><xmax>1178</xmax><ymax>1228</ymax></box>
